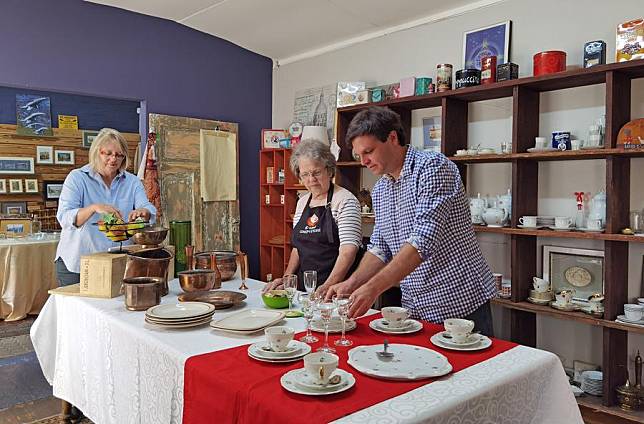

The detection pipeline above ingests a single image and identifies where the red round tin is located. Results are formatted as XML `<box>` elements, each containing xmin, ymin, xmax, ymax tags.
<box><xmin>480</xmin><ymin>56</ymin><xmax>497</xmax><ymax>84</ymax></box>
<box><xmin>533</xmin><ymin>51</ymin><xmax>566</xmax><ymax>76</ymax></box>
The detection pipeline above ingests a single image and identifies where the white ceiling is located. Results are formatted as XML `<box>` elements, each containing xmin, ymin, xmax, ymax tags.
<box><xmin>87</xmin><ymin>0</ymin><xmax>504</xmax><ymax>64</ymax></box>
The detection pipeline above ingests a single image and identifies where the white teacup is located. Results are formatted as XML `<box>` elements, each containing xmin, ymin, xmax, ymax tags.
<box><xmin>535</xmin><ymin>137</ymin><xmax>547</xmax><ymax>149</ymax></box>
<box><xmin>443</xmin><ymin>318</ymin><xmax>475</xmax><ymax>343</ymax></box>
<box><xmin>571</xmin><ymin>139</ymin><xmax>582</xmax><ymax>150</ymax></box>
<box><xmin>519</xmin><ymin>216</ymin><xmax>538</xmax><ymax>227</ymax></box>
<box><xmin>555</xmin><ymin>289</ymin><xmax>574</xmax><ymax>306</ymax></box>
<box><xmin>624</xmin><ymin>304</ymin><xmax>644</xmax><ymax>321</ymax></box>
<box><xmin>381</xmin><ymin>306</ymin><xmax>410</xmax><ymax>328</ymax></box>
<box><xmin>533</xmin><ymin>277</ymin><xmax>550</xmax><ymax>293</ymax></box>
<box><xmin>587</xmin><ymin>218</ymin><xmax>602</xmax><ymax>230</ymax></box>
<box><xmin>554</xmin><ymin>216</ymin><xmax>573</xmax><ymax>229</ymax></box>
<box><xmin>264</xmin><ymin>326</ymin><xmax>295</xmax><ymax>352</ymax></box>
<box><xmin>303</xmin><ymin>352</ymin><xmax>339</xmax><ymax>385</ymax></box>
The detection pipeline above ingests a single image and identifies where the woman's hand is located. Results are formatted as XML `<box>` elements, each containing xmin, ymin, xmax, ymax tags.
<box><xmin>128</xmin><ymin>208</ymin><xmax>151</xmax><ymax>222</ymax></box>
<box><xmin>92</xmin><ymin>204</ymin><xmax>123</xmax><ymax>221</ymax></box>
<box><xmin>262</xmin><ymin>277</ymin><xmax>284</xmax><ymax>293</ymax></box>
<box><xmin>315</xmin><ymin>282</ymin><xmax>337</xmax><ymax>300</ymax></box>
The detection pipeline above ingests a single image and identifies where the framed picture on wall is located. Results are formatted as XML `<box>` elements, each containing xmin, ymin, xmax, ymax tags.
<box><xmin>543</xmin><ymin>245</ymin><xmax>604</xmax><ymax>302</ymax></box>
<box><xmin>262</xmin><ymin>129</ymin><xmax>287</xmax><ymax>149</ymax></box>
<box><xmin>0</xmin><ymin>218</ymin><xmax>31</xmax><ymax>234</ymax></box>
<box><xmin>0</xmin><ymin>179</ymin><xmax>5</xmax><ymax>194</ymax></box>
<box><xmin>9</xmin><ymin>179</ymin><xmax>23</xmax><ymax>193</ymax></box>
<box><xmin>43</xmin><ymin>181</ymin><xmax>64</xmax><ymax>200</ymax></box>
<box><xmin>24</xmin><ymin>179</ymin><xmax>38</xmax><ymax>193</ymax></box>
<box><xmin>1</xmin><ymin>201</ymin><xmax>27</xmax><ymax>215</ymax></box>
<box><xmin>463</xmin><ymin>21</ymin><xmax>512</xmax><ymax>69</ymax></box>
<box><xmin>54</xmin><ymin>150</ymin><xmax>75</xmax><ymax>165</ymax></box>
<box><xmin>0</xmin><ymin>157</ymin><xmax>34</xmax><ymax>174</ymax></box>
<box><xmin>36</xmin><ymin>146</ymin><xmax>54</xmax><ymax>164</ymax></box>
<box><xmin>82</xmin><ymin>130</ymin><xmax>99</xmax><ymax>148</ymax></box>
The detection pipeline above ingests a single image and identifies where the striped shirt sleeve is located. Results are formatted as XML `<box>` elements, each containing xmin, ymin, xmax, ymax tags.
<box><xmin>336</xmin><ymin>197</ymin><xmax>362</xmax><ymax>247</ymax></box>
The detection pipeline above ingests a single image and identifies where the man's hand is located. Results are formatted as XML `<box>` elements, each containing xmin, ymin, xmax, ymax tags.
<box><xmin>128</xmin><ymin>208</ymin><xmax>151</xmax><ymax>222</ymax></box>
<box><xmin>347</xmin><ymin>284</ymin><xmax>380</xmax><ymax>319</ymax></box>
<box><xmin>324</xmin><ymin>276</ymin><xmax>360</xmax><ymax>301</ymax></box>
<box><xmin>262</xmin><ymin>277</ymin><xmax>283</xmax><ymax>293</ymax></box>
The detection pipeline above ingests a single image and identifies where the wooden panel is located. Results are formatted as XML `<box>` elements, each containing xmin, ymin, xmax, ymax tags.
<box><xmin>509</xmin><ymin>309</ymin><xmax>536</xmax><ymax>347</ymax></box>
<box><xmin>606</xmin><ymin>157</ymin><xmax>630</xmax><ymax>234</ymax></box>
<box><xmin>510</xmin><ymin>234</ymin><xmax>536</xmax><ymax>303</ymax></box>
<box><xmin>605</xmin><ymin>71</ymin><xmax>631</xmax><ymax>149</ymax></box>
<box><xmin>441</xmin><ymin>97</ymin><xmax>467</xmax><ymax>156</ymax></box>
<box><xmin>603</xmin><ymin>328</ymin><xmax>628</xmax><ymax>406</ymax></box>
<box><xmin>512</xmin><ymin>86</ymin><xmax>540</xmax><ymax>153</ymax></box>
<box><xmin>511</xmin><ymin>161</ymin><xmax>537</xmax><ymax>228</ymax></box>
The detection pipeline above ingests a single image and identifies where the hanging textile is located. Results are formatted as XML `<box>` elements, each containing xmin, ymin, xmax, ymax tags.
<box><xmin>139</xmin><ymin>130</ymin><xmax>162</xmax><ymax>218</ymax></box>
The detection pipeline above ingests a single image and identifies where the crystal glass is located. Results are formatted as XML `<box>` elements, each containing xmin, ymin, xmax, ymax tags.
<box><xmin>282</xmin><ymin>274</ymin><xmax>298</xmax><ymax>313</ymax></box>
<box><xmin>303</xmin><ymin>270</ymin><xmax>317</xmax><ymax>294</ymax></box>
<box><xmin>316</xmin><ymin>301</ymin><xmax>336</xmax><ymax>353</ymax></box>
<box><xmin>298</xmin><ymin>293</ymin><xmax>318</xmax><ymax>343</ymax></box>
<box><xmin>333</xmin><ymin>294</ymin><xmax>353</xmax><ymax>346</ymax></box>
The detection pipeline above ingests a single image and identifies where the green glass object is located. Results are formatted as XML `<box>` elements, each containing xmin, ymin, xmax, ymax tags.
<box><xmin>169</xmin><ymin>220</ymin><xmax>191</xmax><ymax>276</ymax></box>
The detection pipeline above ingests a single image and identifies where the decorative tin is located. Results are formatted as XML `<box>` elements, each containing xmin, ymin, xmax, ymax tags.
<box><xmin>616</xmin><ymin>18</ymin><xmax>644</xmax><ymax>62</ymax></box>
<box><xmin>496</xmin><ymin>62</ymin><xmax>519</xmax><ymax>81</ymax></box>
<box><xmin>533</xmin><ymin>51</ymin><xmax>566</xmax><ymax>76</ymax></box>
<box><xmin>584</xmin><ymin>40</ymin><xmax>606</xmax><ymax>68</ymax></box>
<box><xmin>371</xmin><ymin>88</ymin><xmax>385</xmax><ymax>103</ymax></box>
<box><xmin>480</xmin><ymin>56</ymin><xmax>497</xmax><ymax>84</ymax></box>
<box><xmin>455</xmin><ymin>69</ymin><xmax>481</xmax><ymax>89</ymax></box>
<box><xmin>551</xmin><ymin>131</ymin><xmax>571</xmax><ymax>150</ymax></box>
<box><xmin>436</xmin><ymin>64</ymin><xmax>453</xmax><ymax>92</ymax></box>
<box><xmin>399</xmin><ymin>77</ymin><xmax>416</xmax><ymax>97</ymax></box>
<box><xmin>415</xmin><ymin>77</ymin><xmax>433</xmax><ymax>95</ymax></box>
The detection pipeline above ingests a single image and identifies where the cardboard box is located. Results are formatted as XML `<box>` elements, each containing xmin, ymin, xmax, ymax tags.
<box><xmin>80</xmin><ymin>252</ymin><xmax>126</xmax><ymax>298</ymax></box>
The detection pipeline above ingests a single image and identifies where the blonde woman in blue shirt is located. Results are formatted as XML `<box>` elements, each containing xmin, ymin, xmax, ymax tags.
<box><xmin>55</xmin><ymin>128</ymin><xmax>156</xmax><ymax>286</ymax></box>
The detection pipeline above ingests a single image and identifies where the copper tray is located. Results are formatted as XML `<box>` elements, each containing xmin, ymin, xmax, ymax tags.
<box><xmin>177</xmin><ymin>290</ymin><xmax>247</xmax><ymax>309</ymax></box>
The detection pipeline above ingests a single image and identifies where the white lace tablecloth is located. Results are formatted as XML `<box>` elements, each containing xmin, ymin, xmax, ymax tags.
<box><xmin>31</xmin><ymin>278</ymin><xmax>582</xmax><ymax>424</ymax></box>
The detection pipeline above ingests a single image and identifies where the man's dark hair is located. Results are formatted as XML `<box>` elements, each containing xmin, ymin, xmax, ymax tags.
<box><xmin>345</xmin><ymin>106</ymin><xmax>406</xmax><ymax>148</ymax></box>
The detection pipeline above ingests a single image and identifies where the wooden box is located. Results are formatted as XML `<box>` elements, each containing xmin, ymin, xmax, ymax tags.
<box><xmin>79</xmin><ymin>252</ymin><xmax>126</xmax><ymax>298</ymax></box>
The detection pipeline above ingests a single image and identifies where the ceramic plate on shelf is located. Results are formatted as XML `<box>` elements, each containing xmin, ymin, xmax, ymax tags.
<box><xmin>616</xmin><ymin>315</ymin><xmax>644</xmax><ymax>325</ymax></box>
<box><xmin>310</xmin><ymin>317</ymin><xmax>356</xmax><ymax>333</ymax></box>
<box><xmin>527</xmin><ymin>297</ymin><xmax>552</xmax><ymax>305</ymax></box>
<box><xmin>576</xmin><ymin>227</ymin><xmax>604</xmax><ymax>233</ymax></box>
<box><xmin>429</xmin><ymin>333</ymin><xmax>493</xmax><ymax>351</ymax></box>
<box><xmin>517</xmin><ymin>225</ymin><xmax>544</xmax><ymax>229</ymax></box>
<box><xmin>210</xmin><ymin>309</ymin><xmax>286</xmax><ymax>331</ymax></box>
<box><xmin>485</xmin><ymin>224</ymin><xmax>507</xmax><ymax>228</ymax></box>
<box><xmin>347</xmin><ymin>344</ymin><xmax>452</xmax><ymax>380</ymax></box>
<box><xmin>146</xmin><ymin>302</ymin><xmax>215</xmax><ymax>320</ymax></box>
<box><xmin>281</xmin><ymin>368</ymin><xmax>355</xmax><ymax>396</ymax></box>
<box><xmin>549</xmin><ymin>301</ymin><xmax>581</xmax><ymax>312</ymax></box>
<box><xmin>547</xmin><ymin>226</ymin><xmax>573</xmax><ymax>232</ymax></box>
<box><xmin>527</xmin><ymin>147</ymin><xmax>558</xmax><ymax>153</ymax></box>
<box><xmin>369</xmin><ymin>318</ymin><xmax>423</xmax><ymax>334</ymax></box>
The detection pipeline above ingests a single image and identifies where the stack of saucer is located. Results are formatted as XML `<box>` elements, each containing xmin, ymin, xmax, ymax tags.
<box><xmin>145</xmin><ymin>302</ymin><xmax>215</xmax><ymax>328</ymax></box>
<box><xmin>537</xmin><ymin>216</ymin><xmax>555</xmax><ymax>227</ymax></box>
<box><xmin>581</xmin><ymin>371</ymin><xmax>603</xmax><ymax>396</ymax></box>
<box><xmin>527</xmin><ymin>289</ymin><xmax>553</xmax><ymax>305</ymax></box>
<box><xmin>281</xmin><ymin>368</ymin><xmax>356</xmax><ymax>396</ymax></box>
<box><xmin>247</xmin><ymin>340</ymin><xmax>311</xmax><ymax>363</ymax></box>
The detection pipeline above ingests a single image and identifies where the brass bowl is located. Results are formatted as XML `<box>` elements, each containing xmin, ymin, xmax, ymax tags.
<box><xmin>131</xmin><ymin>226</ymin><xmax>169</xmax><ymax>246</ymax></box>
<box><xmin>178</xmin><ymin>269</ymin><xmax>220</xmax><ymax>292</ymax></box>
<box><xmin>194</xmin><ymin>250</ymin><xmax>238</xmax><ymax>281</ymax></box>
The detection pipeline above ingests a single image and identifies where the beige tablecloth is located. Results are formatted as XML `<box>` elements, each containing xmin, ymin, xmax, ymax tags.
<box><xmin>0</xmin><ymin>238</ymin><xmax>58</xmax><ymax>321</ymax></box>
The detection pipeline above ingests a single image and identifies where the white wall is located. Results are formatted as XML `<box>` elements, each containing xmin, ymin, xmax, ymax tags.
<box><xmin>273</xmin><ymin>0</ymin><xmax>643</xmax><ymax>375</ymax></box>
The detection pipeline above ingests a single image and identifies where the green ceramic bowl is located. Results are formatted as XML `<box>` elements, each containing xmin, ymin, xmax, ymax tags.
<box><xmin>262</xmin><ymin>290</ymin><xmax>289</xmax><ymax>309</ymax></box>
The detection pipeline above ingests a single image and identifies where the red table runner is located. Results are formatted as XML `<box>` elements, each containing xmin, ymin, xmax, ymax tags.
<box><xmin>183</xmin><ymin>315</ymin><xmax>517</xmax><ymax>424</ymax></box>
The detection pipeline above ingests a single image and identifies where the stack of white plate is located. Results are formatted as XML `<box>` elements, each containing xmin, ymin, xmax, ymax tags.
<box><xmin>247</xmin><ymin>340</ymin><xmax>311</xmax><ymax>363</ymax></box>
<box><xmin>145</xmin><ymin>302</ymin><xmax>215</xmax><ymax>328</ymax></box>
<box><xmin>537</xmin><ymin>216</ymin><xmax>555</xmax><ymax>227</ymax></box>
<box><xmin>580</xmin><ymin>370</ymin><xmax>603</xmax><ymax>396</ymax></box>
<box><xmin>210</xmin><ymin>309</ymin><xmax>286</xmax><ymax>334</ymax></box>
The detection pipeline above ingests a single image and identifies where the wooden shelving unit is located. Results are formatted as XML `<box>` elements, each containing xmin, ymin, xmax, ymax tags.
<box><xmin>335</xmin><ymin>59</ymin><xmax>644</xmax><ymax>421</ymax></box>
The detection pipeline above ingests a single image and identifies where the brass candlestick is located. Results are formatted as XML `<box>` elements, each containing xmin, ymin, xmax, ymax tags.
<box><xmin>237</xmin><ymin>252</ymin><xmax>248</xmax><ymax>290</ymax></box>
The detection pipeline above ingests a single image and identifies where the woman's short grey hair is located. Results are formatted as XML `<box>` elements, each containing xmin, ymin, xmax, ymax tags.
<box><xmin>289</xmin><ymin>138</ymin><xmax>336</xmax><ymax>179</ymax></box>
<box><xmin>88</xmin><ymin>128</ymin><xmax>129</xmax><ymax>172</ymax></box>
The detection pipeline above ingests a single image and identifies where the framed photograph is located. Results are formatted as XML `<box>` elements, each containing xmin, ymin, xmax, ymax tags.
<box><xmin>24</xmin><ymin>179</ymin><xmax>38</xmax><ymax>193</ymax></box>
<box><xmin>1</xmin><ymin>201</ymin><xmax>27</xmax><ymax>215</ymax></box>
<box><xmin>43</xmin><ymin>181</ymin><xmax>64</xmax><ymax>200</ymax></box>
<box><xmin>54</xmin><ymin>150</ymin><xmax>75</xmax><ymax>165</ymax></box>
<box><xmin>422</xmin><ymin>116</ymin><xmax>442</xmax><ymax>152</ymax></box>
<box><xmin>16</xmin><ymin>94</ymin><xmax>53</xmax><ymax>137</ymax></box>
<box><xmin>543</xmin><ymin>245</ymin><xmax>604</xmax><ymax>303</ymax></box>
<box><xmin>8</xmin><ymin>179</ymin><xmax>23</xmax><ymax>193</ymax></box>
<box><xmin>82</xmin><ymin>130</ymin><xmax>99</xmax><ymax>148</ymax></box>
<box><xmin>36</xmin><ymin>146</ymin><xmax>54</xmax><ymax>164</ymax></box>
<box><xmin>262</xmin><ymin>129</ymin><xmax>287</xmax><ymax>149</ymax></box>
<box><xmin>0</xmin><ymin>218</ymin><xmax>31</xmax><ymax>235</ymax></box>
<box><xmin>463</xmin><ymin>20</ymin><xmax>512</xmax><ymax>69</ymax></box>
<box><xmin>0</xmin><ymin>157</ymin><xmax>34</xmax><ymax>174</ymax></box>
<box><xmin>0</xmin><ymin>179</ymin><xmax>5</xmax><ymax>194</ymax></box>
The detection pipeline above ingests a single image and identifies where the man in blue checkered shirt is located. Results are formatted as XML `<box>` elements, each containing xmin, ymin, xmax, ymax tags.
<box><xmin>327</xmin><ymin>106</ymin><xmax>497</xmax><ymax>335</ymax></box>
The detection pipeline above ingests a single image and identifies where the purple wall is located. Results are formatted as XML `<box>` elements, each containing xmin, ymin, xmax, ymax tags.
<box><xmin>0</xmin><ymin>0</ymin><xmax>271</xmax><ymax>276</ymax></box>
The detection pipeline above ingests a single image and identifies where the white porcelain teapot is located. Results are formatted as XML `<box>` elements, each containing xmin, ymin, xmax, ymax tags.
<box><xmin>588</xmin><ymin>190</ymin><xmax>606</xmax><ymax>225</ymax></box>
<box><xmin>496</xmin><ymin>189</ymin><xmax>512</xmax><ymax>219</ymax></box>
<box><xmin>482</xmin><ymin>206</ymin><xmax>509</xmax><ymax>227</ymax></box>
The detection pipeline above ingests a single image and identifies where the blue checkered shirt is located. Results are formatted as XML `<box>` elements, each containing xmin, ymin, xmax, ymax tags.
<box><xmin>368</xmin><ymin>147</ymin><xmax>496</xmax><ymax>322</ymax></box>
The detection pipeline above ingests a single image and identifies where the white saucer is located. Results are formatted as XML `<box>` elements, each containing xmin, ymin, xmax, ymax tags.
<box><xmin>369</xmin><ymin>318</ymin><xmax>423</xmax><ymax>334</ymax></box>
<box><xmin>547</xmin><ymin>226</ymin><xmax>573</xmax><ymax>231</ymax></box>
<box><xmin>251</xmin><ymin>340</ymin><xmax>303</xmax><ymax>358</ymax></box>
<box><xmin>550</xmin><ymin>301</ymin><xmax>581</xmax><ymax>311</ymax></box>
<box><xmin>486</xmin><ymin>224</ymin><xmax>507</xmax><ymax>228</ymax></box>
<box><xmin>576</xmin><ymin>227</ymin><xmax>604</xmax><ymax>233</ymax></box>
<box><xmin>616</xmin><ymin>315</ymin><xmax>644</xmax><ymax>325</ymax></box>
<box><xmin>247</xmin><ymin>340</ymin><xmax>311</xmax><ymax>362</ymax></box>
<box><xmin>311</xmin><ymin>317</ymin><xmax>357</xmax><ymax>333</ymax></box>
<box><xmin>527</xmin><ymin>297</ymin><xmax>552</xmax><ymax>305</ymax></box>
<box><xmin>434</xmin><ymin>331</ymin><xmax>481</xmax><ymax>347</ymax></box>
<box><xmin>517</xmin><ymin>224</ymin><xmax>544</xmax><ymax>229</ymax></box>
<box><xmin>281</xmin><ymin>368</ymin><xmax>355</xmax><ymax>396</ymax></box>
<box><xmin>527</xmin><ymin>147</ymin><xmax>558</xmax><ymax>153</ymax></box>
<box><xmin>294</xmin><ymin>369</ymin><xmax>346</xmax><ymax>391</ymax></box>
<box><xmin>429</xmin><ymin>333</ymin><xmax>493</xmax><ymax>351</ymax></box>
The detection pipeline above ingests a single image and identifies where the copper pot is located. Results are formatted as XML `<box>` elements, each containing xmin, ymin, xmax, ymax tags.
<box><xmin>121</xmin><ymin>277</ymin><xmax>162</xmax><ymax>311</ymax></box>
<box><xmin>194</xmin><ymin>250</ymin><xmax>238</xmax><ymax>281</ymax></box>
<box><xmin>131</xmin><ymin>226</ymin><xmax>169</xmax><ymax>248</ymax></box>
<box><xmin>178</xmin><ymin>249</ymin><xmax>221</xmax><ymax>292</ymax></box>
<box><xmin>124</xmin><ymin>247</ymin><xmax>173</xmax><ymax>296</ymax></box>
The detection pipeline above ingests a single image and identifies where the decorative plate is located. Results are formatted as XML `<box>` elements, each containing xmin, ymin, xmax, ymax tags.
<box><xmin>210</xmin><ymin>309</ymin><xmax>286</xmax><ymax>331</ymax></box>
<box><xmin>347</xmin><ymin>344</ymin><xmax>452</xmax><ymax>380</ymax></box>
<box><xmin>564</xmin><ymin>266</ymin><xmax>592</xmax><ymax>287</ymax></box>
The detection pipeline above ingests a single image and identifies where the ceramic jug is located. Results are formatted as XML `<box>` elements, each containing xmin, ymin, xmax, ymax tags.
<box><xmin>470</xmin><ymin>193</ymin><xmax>487</xmax><ymax>225</ymax></box>
<box><xmin>496</xmin><ymin>189</ymin><xmax>512</xmax><ymax>219</ymax></box>
<box><xmin>482</xmin><ymin>207</ymin><xmax>509</xmax><ymax>227</ymax></box>
<box><xmin>588</xmin><ymin>190</ymin><xmax>606</xmax><ymax>225</ymax></box>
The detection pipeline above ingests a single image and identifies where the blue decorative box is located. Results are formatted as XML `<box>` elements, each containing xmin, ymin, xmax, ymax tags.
<box><xmin>415</xmin><ymin>77</ymin><xmax>433</xmax><ymax>95</ymax></box>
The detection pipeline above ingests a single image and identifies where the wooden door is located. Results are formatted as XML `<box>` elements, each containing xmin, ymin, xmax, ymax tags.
<box><xmin>149</xmin><ymin>113</ymin><xmax>240</xmax><ymax>252</ymax></box>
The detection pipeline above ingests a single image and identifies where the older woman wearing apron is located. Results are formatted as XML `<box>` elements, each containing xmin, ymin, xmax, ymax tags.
<box><xmin>263</xmin><ymin>139</ymin><xmax>363</xmax><ymax>295</ymax></box>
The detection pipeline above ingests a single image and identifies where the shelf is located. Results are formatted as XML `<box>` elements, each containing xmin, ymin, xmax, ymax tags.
<box><xmin>449</xmin><ymin>148</ymin><xmax>644</xmax><ymax>163</ymax></box>
<box><xmin>473</xmin><ymin>226</ymin><xmax>644</xmax><ymax>242</ymax></box>
<box><xmin>491</xmin><ymin>299</ymin><xmax>644</xmax><ymax>334</ymax></box>
<box><xmin>578</xmin><ymin>394</ymin><xmax>644</xmax><ymax>423</ymax></box>
<box><xmin>337</xmin><ymin>161</ymin><xmax>364</xmax><ymax>167</ymax></box>
<box><xmin>286</xmin><ymin>184</ymin><xmax>306</xmax><ymax>189</ymax></box>
<box><xmin>262</xmin><ymin>204</ymin><xmax>284</xmax><ymax>208</ymax></box>
<box><xmin>260</xmin><ymin>243</ymin><xmax>285</xmax><ymax>248</ymax></box>
<box><xmin>261</xmin><ymin>183</ymin><xmax>284</xmax><ymax>186</ymax></box>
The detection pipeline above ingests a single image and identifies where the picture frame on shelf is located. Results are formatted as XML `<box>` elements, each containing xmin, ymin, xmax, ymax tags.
<box><xmin>543</xmin><ymin>245</ymin><xmax>604</xmax><ymax>303</ymax></box>
<box><xmin>0</xmin><ymin>218</ymin><xmax>31</xmax><ymax>235</ymax></box>
<box><xmin>36</xmin><ymin>146</ymin><xmax>54</xmax><ymax>164</ymax></box>
<box><xmin>1</xmin><ymin>201</ymin><xmax>27</xmax><ymax>215</ymax></box>
<box><xmin>9</xmin><ymin>179</ymin><xmax>23</xmax><ymax>193</ymax></box>
<box><xmin>82</xmin><ymin>130</ymin><xmax>99</xmax><ymax>148</ymax></box>
<box><xmin>54</xmin><ymin>150</ymin><xmax>75</xmax><ymax>165</ymax></box>
<box><xmin>0</xmin><ymin>179</ymin><xmax>5</xmax><ymax>194</ymax></box>
<box><xmin>422</xmin><ymin>116</ymin><xmax>442</xmax><ymax>153</ymax></box>
<box><xmin>463</xmin><ymin>20</ymin><xmax>512</xmax><ymax>69</ymax></box>
<box><xmin>24</xmin><ymin>179</ymin><xmax>38</xmax><ymax>193</ymax></box>
<box><xmin>0</xmin><ymin>157</ymin><xmax>34</xmax><ymax>174</ymax></box>
<box><xmin>262</xmin><ymin>129</ymin><xmax>287</xmax><ymax>149</ymax></box>
<box><xmin>43</xmin><ymin>181</ymin><xmax>64</xmax><ymax>200</ymax></box>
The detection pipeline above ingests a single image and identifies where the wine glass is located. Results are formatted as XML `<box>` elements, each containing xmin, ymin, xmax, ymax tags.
<box><xmin>282</xmin><ymin>274</ymin><xmax>298</xmax><ymax>314</ymax></box>
<box><xmin>303</xmin><ymin>270</ymin><xmax>317</xmax><ymax>295</ymax></box>
<box><xmin>333</xmin><ymin>294</ymin><xmax>353</xmax><ymax>346</ymax></box>
<box><xmin>316</xmin><ymin>300</ymin><xmax>336</xmax><ymax>353</ymax></box>
<box><xmin>298</xmin><ymin>293</ymin><xmax>318</xmax><ymax>343</ymax></box>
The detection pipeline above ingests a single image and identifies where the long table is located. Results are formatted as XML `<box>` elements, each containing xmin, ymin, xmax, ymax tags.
<box><xmin>31</xmin><ymin>277</ymin><xmax>583</xmax><ymax>423</ymax></box>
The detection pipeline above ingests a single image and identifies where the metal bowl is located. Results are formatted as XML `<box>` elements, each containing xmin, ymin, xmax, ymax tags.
<box><xmin>131</xmin><ymin>226</ymin><xmax>169</xmax><ymax>246</ymax></box>
<box><xmin>121</xmin><ymin>276</ymin><xmax>163</xmax><ymax>311</ymax></box>
<box><xmin>178</xmin><ymin>269</ymin><xmax>220</xmax><ymax>292</ymax></box>
<box><xmin>194</xmin><ymin>250</ymin><xmax>238</xmax><ymax>281</ymax></box>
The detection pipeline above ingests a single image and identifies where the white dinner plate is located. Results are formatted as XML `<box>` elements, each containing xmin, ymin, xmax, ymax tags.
<box><xmin>248</xmin><ymin>346</ymin><xmax>311</xmax><ymax>363</ymax></box>
<box><xmin>146</xmin><ymin>302</ymin><xmax>215</xmax><ymax>320</ymax></box>
<box><xmin>368</xmin><ymin>318</ymin><xmax>423</xmax><ymax>334</ymax></box>
<box><xmin>616</xmin><ymin>315</ymin><xmax>644</xmax><ymax>325</ymax></box>
<box><xmin>247</xmin><ymin>340</ymin><xmax>309</xmax><ymax>359</ymax></box>
<box><xmin>145</xmin><ymin>311</ymin><xmax>214</xmax><ymax>324</ymax></box>
<box><xmin>144</xmin><ymin>316</ymin><xmax>212</xmax><ymax>329</ymax></box>
<box><xmin>430</xmin><ymin>333</ymin><xmax>493</xmax><ymax>351</ymax></box>
<box><xmin>347</xmin><ymin>344</ymin><xmax>452</xmax><ymax>380</ymax></box>
<box><xmin>433</xmin><ymin>331</ymin><xmax>481</xmax><ymax>347</ymax></box>
<box><xmin>210</xmin><ymin>309</ymin><xmax>286</xmax><ymax>331</ymax></box>
<box><xmin>310</xmin><ymin>317</ymin><xmax>356</xmax><ymax>333</ymax></box>
<box><xmin>281</xmin><ymin>368</ymin><xmax>355</xmax><ymax>396</ymax></box>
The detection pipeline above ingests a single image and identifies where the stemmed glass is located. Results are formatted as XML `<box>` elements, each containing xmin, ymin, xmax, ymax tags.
<box><xmin>333</xmin><ymin>294</ymin><xmax>353</xmax><ymax>346</ymax></box>
<box><xmin>298</xmin><ymin>293</ymin><xmax>319</xmax><ymax>343</ymax></box>
<box><xmin>316</xmin><ymin>300</ymin><xmax>337</xmax><ymax>353</ymax></box>
<box><xmin>282</xmin><ymin>274</ymin><xmax>298</xmax><ymax>315</ymax></box>
<box><xmin>303</xmin><ymin>270</ymin><xmax>317</xmax><ymax>295</ymax></box>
